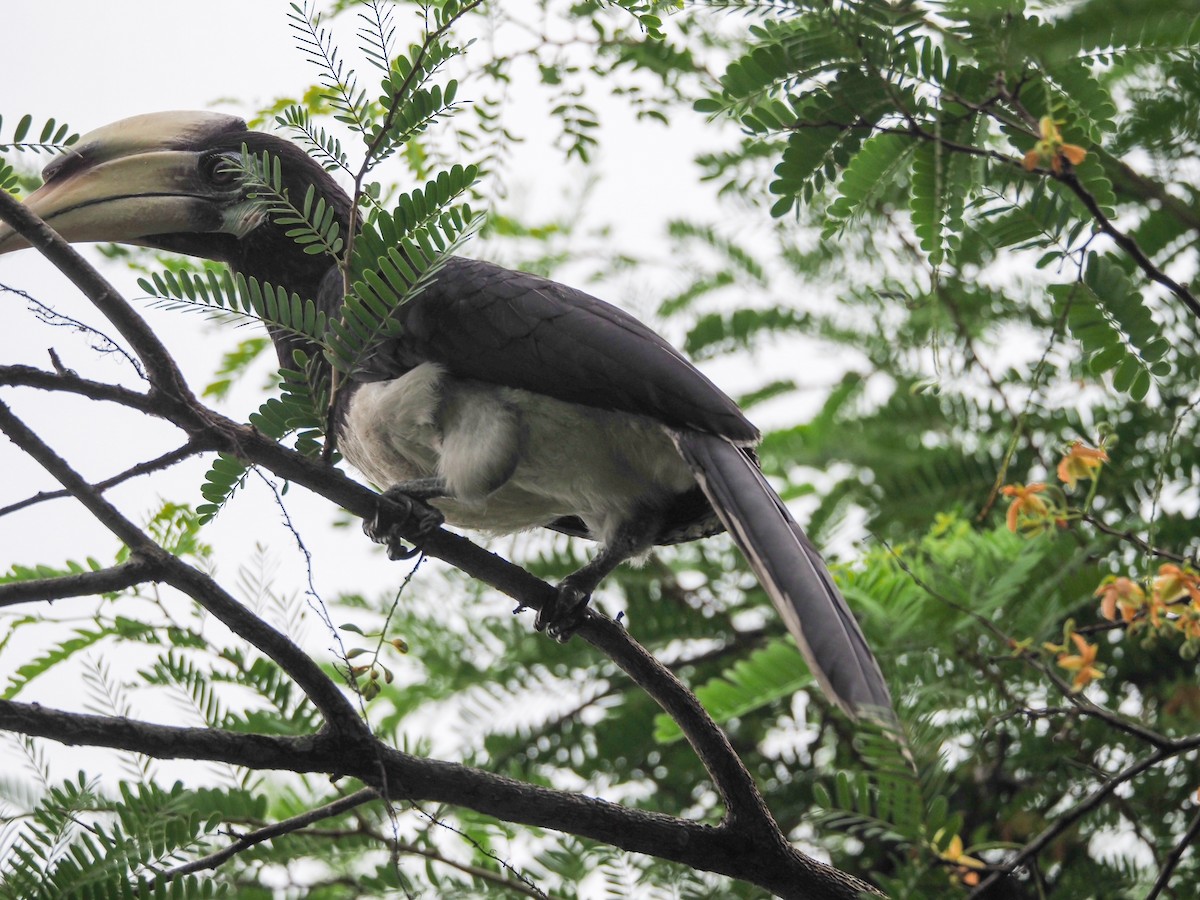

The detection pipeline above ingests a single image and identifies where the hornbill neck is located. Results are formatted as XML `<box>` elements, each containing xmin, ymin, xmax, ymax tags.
<box><xmin>169</xmin><ymin>135</ymin><xmax>353</xmax><ymax>370</ymax></box>
<box><xmin>239</xmin><ymin>225</ymin><xmax>347</xmax><ymax>374</ymax></box>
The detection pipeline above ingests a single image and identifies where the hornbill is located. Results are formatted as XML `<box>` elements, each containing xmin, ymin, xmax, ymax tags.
<box><xmin>0</xmin><ymin>111</ymin><xmax>894</xmax><ymax>720</ymax></box>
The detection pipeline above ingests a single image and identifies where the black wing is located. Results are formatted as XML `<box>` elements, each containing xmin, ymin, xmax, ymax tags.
<box><xmin>673</xmin><ymin>431</ymin><xmax>896</xmax><ymax>721</ymax></box>
<box><xmin>382</xmin><ymin>257</ymin><xmax>758</xmax><ymax>444</ymax></box>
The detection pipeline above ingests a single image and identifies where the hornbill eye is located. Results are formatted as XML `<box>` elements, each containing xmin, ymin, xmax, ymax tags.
<box><xmin>201</xmin><ymin>151</ymin><xmax>241</xmax><ymax>187</ymax></box>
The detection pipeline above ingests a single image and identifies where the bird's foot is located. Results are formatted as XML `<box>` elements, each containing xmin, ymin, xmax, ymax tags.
<box><xmin>364</xmin><ymin>484</ymin><xmax>446</xmax><ymax>561</ymax></box>
<box><xmin>535</xmin><ymin>581</ymin><xmax>592</xmax><ymax>643</ymax></box>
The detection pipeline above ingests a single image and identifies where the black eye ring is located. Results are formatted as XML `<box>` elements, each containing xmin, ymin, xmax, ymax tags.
<box><xmin>202</xmin><ymin>152</ymin><xmax>241</xmax><ymax>187</ymax></box>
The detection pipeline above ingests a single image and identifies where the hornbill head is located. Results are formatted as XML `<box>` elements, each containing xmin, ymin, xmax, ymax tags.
<box><xmin>0</xmin><ymin>111</ymin><xmax>349</xmax><ymax>296</ymax></box>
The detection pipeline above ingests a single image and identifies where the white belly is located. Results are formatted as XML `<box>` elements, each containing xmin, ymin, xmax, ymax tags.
<box><xmin>338</xmin><ymin>363</ymin><xmax>697</xmax><ymax>543</ymax></box>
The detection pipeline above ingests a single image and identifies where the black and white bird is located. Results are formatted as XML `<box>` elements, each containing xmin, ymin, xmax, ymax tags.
<box><xmin>0</xmin><ymin>112</ymin><xmax>893</xmax><ymax>720</ymax></box>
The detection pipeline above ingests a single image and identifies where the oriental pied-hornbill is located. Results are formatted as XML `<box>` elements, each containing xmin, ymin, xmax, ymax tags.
<box><xmin>0</xmin><ymin>111</ymin><xmax>894</xmax><ymax>719</ymax></box>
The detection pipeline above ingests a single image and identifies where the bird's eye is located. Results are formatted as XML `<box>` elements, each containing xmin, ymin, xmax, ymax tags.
<box><xmin>201</xmin><ymin>152</ymin><xmax>241</xmax><ymax>187</ymax></box>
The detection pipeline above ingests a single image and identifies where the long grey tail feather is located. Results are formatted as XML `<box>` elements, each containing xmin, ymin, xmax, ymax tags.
<box><xmin>672</xmin><ymin>430</ymin><xmax>895</xmax><ymax>722</ymax></box>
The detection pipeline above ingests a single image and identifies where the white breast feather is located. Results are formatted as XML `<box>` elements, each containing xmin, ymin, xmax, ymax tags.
<box><xmin>341</xmin><ymin>365</ymin><xmax>698</xmax><ymax>542</ymax></box>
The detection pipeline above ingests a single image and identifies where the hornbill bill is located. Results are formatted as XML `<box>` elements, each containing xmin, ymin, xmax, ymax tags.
<box><xmin>0</xmin><ymin>111</ymin><xmax>894</xmax><ymax>720</ymax></box>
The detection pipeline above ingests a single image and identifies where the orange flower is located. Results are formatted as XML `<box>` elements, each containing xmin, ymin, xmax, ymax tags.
<box><xmin>1175</xmin><ymin>609</ymin><xmax>1200</xmax><ymax>641</ymax></box>
<box><xmin>1057</xmin><ymin>632</ymin><xmax>1103</xmax><ymax>689</ymax></box>
<box><xmin>1057</xmin><ymin>441</ymin><xmax>1109</xmax><ymax>490</ymax></box>
<box><xmin>1022</xmin><ymin>116</ymin><xmax>1088</xmax><ymax>174</ymax></box>
<box><xmin>938</xmin><ymin>833</ymin><xmax>985</xmax><ymax>887</ymax></box>
<box><xmin>1094</xmin><ymin>576</ymin><xmax>1144</xmax><ymax>623</ymax></box>
<box><xmin>1153</xmin><ymin>564</ymin><xmax>1200</xmax><ymax>606</ymax></box>
<box><xmin>1002</xmin><ymin>482</ymin><xmax>1050</xmax><ymax>533</ymax></box>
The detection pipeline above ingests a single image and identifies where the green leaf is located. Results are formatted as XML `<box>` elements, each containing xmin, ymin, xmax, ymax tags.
<box><xmin>653</xmin><ymin>640</ymin><xmax>812</xmax><ymax>743</ymax></box>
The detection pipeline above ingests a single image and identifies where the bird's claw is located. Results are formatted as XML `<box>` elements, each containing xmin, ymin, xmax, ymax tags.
<box><xmin>535</xmin><ymin>582</ymin><xmax>591</xmax><ymax>642</ymax></box>
<box><xmin>363</xmin><ymin>488</ymin><xmax>445</xmax><ymax>560</ymax></box>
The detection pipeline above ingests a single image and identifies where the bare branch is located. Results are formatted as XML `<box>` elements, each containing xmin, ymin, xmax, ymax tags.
<box><xmin>0</xmin><ymin>700</ymin><xmax>881</xmax><ymax>900</ymax></box>
<box><xmin>1079</xmin><ymin>512</ymin><xmax>1194</xmax><ymax>565</ymax></box>
<box><xmin>1057</xmin><ymin>169</ymin><xmax>1200</xmax><ymax>320</ymax></box>
<box><xmin>0</xmin><ymin>559</ymin><xmax>155</xmax><ymax>609</ymax></box>
<box><xmin>160</xmin><ymin>788</ymin><xmax>378</xmax><ymax>879</ymax></box>
<box><xmin>970</xmin><ymin>745</ymin><xmax>1200</xmax><ymax>897</ymax></box>
<box><xmin>0</xmin><ymin>364</ymin><xmax>159</xmax><ymax>413</ymax></box>
<box><xmin>1145</xmin><ymin>806</ymin><xmax>1200</xmax><ymax>900</ymax></box>
<box><xmin>0</xmin><ymin>440</ymin><xmax>205</xmax><ymax>519</ymax></box>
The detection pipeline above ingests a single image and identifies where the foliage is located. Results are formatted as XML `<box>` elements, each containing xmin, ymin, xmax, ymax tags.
<box><xmin>3</xmin><ymin>0</ymin><xmax>1200</xmax><ymax>898</ymax></box>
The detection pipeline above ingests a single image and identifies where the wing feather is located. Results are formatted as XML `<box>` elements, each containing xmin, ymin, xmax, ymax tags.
<box><xmin>386</xmin><ymin>258</ymin><xmax>758</xmax><ymax>443</ymax></box>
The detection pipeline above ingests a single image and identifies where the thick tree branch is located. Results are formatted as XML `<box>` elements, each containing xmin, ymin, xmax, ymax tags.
<box><xmin>0</xmin><ymin>363</ymin><xmax>159</xmax><ymax>413</ymax></box>
<box><xmin>0</xmin><ymin>559</ymin><xmax>156</xmax><ymax>609</ymax></box>
<box><xmin>0</xmin><ymin>700</ymin><xmax>880</xmax><ymax>899</ymax></box>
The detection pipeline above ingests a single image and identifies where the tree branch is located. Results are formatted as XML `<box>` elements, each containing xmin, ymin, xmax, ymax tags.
<box><xmin>305</xmin><ymin>826</ymin><xmax>563</xmax><ymax>900</ymax></box>
<box><xmin>1079</xmin><ymin>511</ymin><xmax>1193</xmax><ymax>565</ymax></box>
<box><xmin>1098</xmin><ymin>150</ymin><xmax>1200</xmax><ymax>235</ymax></box>
<box><xmin>0</xmin><ymin>559</ymin><xmax>156</xmax><ymax>609</ymax></box>
<box><xmin>797</xmin><ymin>113</ymin><xmax>1200</xmax><ymax>321</ymax></box>
<box><xmin>1057</xmin><ymin>169</ymin><xmax>1200</xmax><ymax>320</ymax></box>
<box><xmin>971</xmin><ymin>744</ymin><xmax>1200</xmax><ymax>897</ymax></box>
<box><xmin>0</xmin><ymin>439</ymin><xmax>205</xmax><ymax>519</ymax></box>
<box><xmin>0</xmin><ymin>700</ymin><xmax>881</xmax><ymax>900</ymax></box>
<box><xmin>1145</xmin><ymin>805</ymin><xmax>1200</xmax><ymax>900</ymax></box>
<box><xmin>0</xmin><ymin>363</ymin><xmax>160</xmax><ymax>413</ymax></box>
<box><xmin>160</xmin><ymin>787</ymin><xmax>378</xmax><ymax>879</ymax></box>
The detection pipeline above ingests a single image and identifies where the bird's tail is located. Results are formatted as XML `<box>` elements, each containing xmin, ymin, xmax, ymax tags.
<box><xmin>672</xmin><ymin>430</ymin><xmax>895</xmax><ymax>723</ymax></box>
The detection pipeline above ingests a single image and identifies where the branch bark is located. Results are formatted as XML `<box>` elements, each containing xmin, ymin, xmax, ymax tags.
<box><xmin>0</xmin><ymin>700</ymin><xmax>878</xmax><ymax>900</ymax></box>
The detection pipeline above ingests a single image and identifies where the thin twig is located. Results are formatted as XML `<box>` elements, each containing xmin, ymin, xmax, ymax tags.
<box><xmin>0</xmin><ymin>281</ymin><xmax>144</xmax><ymax>377</ymax></box>
<box><xmin>160</xmin><ymin>788</ymin><xmax>378</xmax><ymax>879</ymax></box>
<box><xmin>1058</xmin><ymin>170</ymin><xmax>1200</xmax><ymax>320</ymax></box>
<box><xmin>0</xmin><ymin>191</ymin><xmax>194</xmax><ymax>398</ymax></box>
<box><xmin>0</xmin><ymin>440</ymin><xmax>203</xmax><ymax>518</ymax></box>
<box><xmin>1078</xmin><ymin>512</ymin><xmax>1193</xmax><ymax>566</ymax></box>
